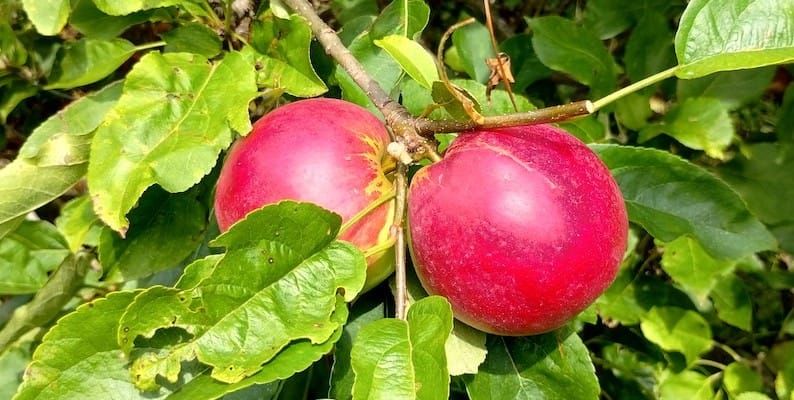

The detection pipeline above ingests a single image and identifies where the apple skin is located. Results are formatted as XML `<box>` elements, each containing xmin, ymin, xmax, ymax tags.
<box><xmin>214</xmin><ymin>98</ymin><xmax>395</xmax><ymax>291</ymax></box>
<box><xmin>407</xmin><ymin>125</ymin><xmax>628</xmax><ymax>336</ymax></box>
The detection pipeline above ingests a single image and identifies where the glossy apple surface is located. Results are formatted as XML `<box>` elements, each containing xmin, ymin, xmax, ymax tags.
<box><xmin>214</xmin><ymin>98</ymin><xmax>395</xmax><ymax>290</ymax></box>
<box><xmin>407</xmin><ymin>125</ymin><xmax>628</xmax><ymax>335</ymax></box>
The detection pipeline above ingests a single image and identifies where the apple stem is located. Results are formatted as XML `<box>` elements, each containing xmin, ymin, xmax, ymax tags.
<box><xmin>363</xmin><ymin>237</ymin><xmax>398</xmax><ymax>258</ymax></box>
<box><xmin>339</xmin><ymin>188</ymin><xmax>396</xmax><ymax>236</ymax></box>
<box><xmin>392</xmin><ymin>163</ymin><xmax>410</xmax><ymax>320</ymax></box>
<box><xmin>591</xmin><ymin>66</ymin><xmax>680</xmax><ymax>111</ymax></box>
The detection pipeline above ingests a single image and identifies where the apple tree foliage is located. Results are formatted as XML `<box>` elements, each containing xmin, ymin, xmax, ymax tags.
<box><xmin>0</xmin><ymin>0</ymin><xmax>793</xmax><ymax>399</ymax></box>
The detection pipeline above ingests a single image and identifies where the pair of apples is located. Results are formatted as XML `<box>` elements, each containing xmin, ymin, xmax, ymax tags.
<box><xmin>215</xmin><ymin>99</ymin><xmax>628</xmax><ymax>336</ymax></box>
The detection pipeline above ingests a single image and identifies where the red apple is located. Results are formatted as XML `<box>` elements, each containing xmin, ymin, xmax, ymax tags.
<box><xmin>214</xmin><ymin>98</ymin><xmax>395</xmax><ymax>290</ymax></box>
<box><xmin>407</xmin><ymin>125</ymin><xmax>628</xmax><ymax>335</ymax></box>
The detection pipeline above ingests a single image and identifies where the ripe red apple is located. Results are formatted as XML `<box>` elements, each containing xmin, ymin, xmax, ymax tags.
<box><xmin>214</xmin><ymin>98</ymin><xmax>395</xmax><ymax>291</ymax></box>
<box><xmin>407</xmin><ymin>125</ymin><xmax>628</xmax><ymax>335</ymax></box>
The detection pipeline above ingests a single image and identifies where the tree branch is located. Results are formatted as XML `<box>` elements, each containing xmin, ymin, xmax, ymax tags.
<box><xmin>414</xmin><ymin>100</ymin><xmax>594</xmax><ymax>135</ymax></box>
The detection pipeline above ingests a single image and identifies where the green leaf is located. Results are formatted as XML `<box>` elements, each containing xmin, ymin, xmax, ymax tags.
<box><xmin>162</xmin><ymin>23</ymin><xmax>222</xmax><ymax>58</ymax></box>
<box><xmin>445</xmin><ymin>321</ymin><xmax>487</xmax><ymax>376</ymax></box>
<box><xmin>392</xmin><ymin>267</ymin><xmax>488</xmax><ymax>378</ymax></box>
<box><xmin>583</xmin><ymin>0</ymin><xmax>670</xmax><ymax>39</ymax></box>
<box><xmin>0</xmin><ymin>82</ymin><xmax>122</xmax><ymax>233</ymax></box>
<box><xmin>0</xmin><ymin>80</ymin><xmax>38</xmax><ymax>123</ymax></box>
<box><xmin>717</xmin><ymin>143</ymin><xmax>794</xmax><ymax>253</ymax></box>
<box><xmin>12</xmin><ymin>291</ymin><xmax>149</xmax><ymax>400</ymax></box>
<box><xmin>677</xmin><ymin>67</ymin><xmax>776</xmax><ymax>110</ymax></box>
<box><xmin>87</xmin><ymin>51</ymin><xmax>256</xmax><ymax>233</ymax></box>
<box><xmin>723</xmin><ymin>362</ymin><xmax>763</xmax><ymax>398</ymax></box>
<box><xmin>640</xmin><ymin>97</ymin><xmax>734</xmax><ymax>159</ymax></box>
<box><xmin>710</xmin><ymin>274</ymin><xmax>753</xmax><ymax>330</ymax></box>
<box><xmin>0</xmin><ymin>221</ymin><xmax>70</xmax><ymax>294</ymax></box>
<box><xmin>660</xmin><ymin>236</ymin><xmax>736</xmax><ymax>304</ymax></box>
<box><xmin>624</xmin><ymin>13</ymin><xmax>676</xmax><ymax>87</ymax></box>
<box><xmin>600</xmin><ymin>343</ymin><xmax>662</xmax><ymax>398</ymax></box>
<box><xmin>69</xmin><ymin>0</ymin><xmax>164</xmax><ymax>39</ymax></box>
<box><xmin>248</xmin><ymin>13</ymin><xmax>328</xmax><ymax>97</ymax></box>
<box><xmin>119</xmin><ymin>202</ymin><xmax>367</xmax><ymax>387</ymax></box>
<box><xmin>166</xmin><ymin>309</ymin><xmax>347</xmax><ymax>400</ymax></box>
<box><xmin>329</xmin><ymin>293</ymin><xmax>386</xmax><ymax>400</ymax></box>
<box><xmin>0</xmin><ymin>338</ymin><xmax>32</xmax><ymax>399</ymax></box>
<box><xmin>770</xmin><ymin>344</ymin><xmax>794</xmax><ymax>400</ymax></box>
<box><xmin>21</xmin><ymin>0</ymin><xmax>69</xmax><ymax>35</ymax></box>
<box><xmin>639</xmin><ymin>306</ymin><xmax>712</xmax><ymax>365</ymax></box>
<box><xmin>451</xmin><ymin>21</ymin><xmax>493</xmax><ymax>83</ymax></box>
<box><xmin>374</xmin><ymin>35</ymin><xmax>438</xmax><ymax>89</ymax></box>
<box><xmin>591</xmin><ymin>144</ymin><xmax>777</xmax><ymax>259</ymax></box>
<box><xmin>351</xmin><ymin>296</ymin><xmax>453</xmax><ymax>400</ymax></box>
<box><xmin>45</xmin><ymin>38</ymin><xmax>137</xmax><ymax>89</ymax></box>
<box><xmin>561</xmin><ymin>115</ymin><xmax>608</xmax><ymax>143</ymax></box>
<box><xmin>675</xmin><ymin>0</ymin><xmax>794</xmax><ymax>78</ymax></box>
<box><xmin>336</xmin><ymin>36</ymin><xmax>402</xmax><ymax>111</ymax></box>
<box><xmin>370</xmin><ymin>0</ymin><xmax>430</xmax><ymax>40</ymax></box>
<box><xmin>331</xmin><ymin>0</ymin><xmax>378</xmax><ymax>24</ymax></box>
<box><xmin>529</xmin><ymin>16</ymin><xmax>616</xmax><ymax>98</ymax></box>
<box><xmin>779</xmin><ymin>85</ymin><xmax>794</xmax><ymax>144</ymax></box>
<box><xmin>615</xmin><ymin>92</ymin><xmax>653</xmax><ymax>131</ymax></box>
<box><xmin>658</xmin><ymin>370</ymin><xmax>714</xmax><ymax>400</ymax></box>
<box><xmin>336</xmin><ymin>0</ymin><xmax>429</xmax><ymax>110</ymax></box>
<box><xmin>736</xmin><ymin>393</ymin><xmax>773</xmax><ymax>400</ymax></box>
<box><xmin>55</xmin><ymin>196</ymin><xmax>102</xmax><ymax>252</ymax></box>
<box><xmin>99</xmin><ymin>186</ymin><xmax>207</xmax><ymax>281</ymax></box>
<box><xmin>0</xmin><ymin>23</ymin><xmax>28</xmax><ymax>67</ymax></box>
<box><xmin>465</xmin><ymin>330</ymin><xmax>600</xmax><ymax>400</ymax></box>
<box><xmin>92</xmin><ymin>0</ymin><xmax>184</xmax><ymax>16</ymax></box>
<box><xmin>596</xmin><ymin>272</ymin><xmax>695</xmax><ymax>326</ymax></box>
<box><xmin>0</xmin><ymin>253</ymin><xmax>90</xmax><ymax>353</ymax></box>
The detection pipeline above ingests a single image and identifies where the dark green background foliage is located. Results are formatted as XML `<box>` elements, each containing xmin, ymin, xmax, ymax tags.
<box><xmin>0</xmin><ymin>0</ymin><xmax>793</xmax><ymax>399</ymax></box>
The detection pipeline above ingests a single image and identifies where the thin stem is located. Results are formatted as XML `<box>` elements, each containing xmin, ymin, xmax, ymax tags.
<box><xmin>201</xmin><ymin>2</ymin><xmax>225</xmax><ymax>28</ymax></box>
<box><xmin>482</xmin><ymin>0</ymin><xmax>517</xmax><ymax>111</ymax></box>
<box><xmin>413</xmin><ymin>100</ymin><xmax>594</xmax><ymax>135</ymax></box>
<box><xmin>424</xmin><ymin>144</ymin><xmax>442</xmax><ymax>162</ymax></box>
<box><xmin>714</xmin><ymin>342</ymin><xmax>743</xmax><ymax>362</ymax></box>
<box><xmin>339</xmin><ymin>188</ymin><xmax>396</xmax><ymax>236</ymax></box>
<box><xmin>696</xmin><ymin>359</ymin><xmax>727</xmax><ymax>370</ymax></box>
<box><xmin>134</xmin><ymin>41</ymin><xmax>166</xmax><ymax>51</ymax></box>
<box><xmin>402</xmin><ymin>0</ymin><xmax>409</xmax><ymax>36</ymax></box>
<box><xmin>591</xmin><ymin>66</ymin><xmax>680</xmax><ymax>111</ymax></box>
<box><xmin>363</xmin><ymin>237</ymin><xmax>397</xmax><ymax>258</ymax></box>
<box><xmin>392</xmin><ymin>163</ymin><xmax>409</xmax><ymax>320</ymax></box>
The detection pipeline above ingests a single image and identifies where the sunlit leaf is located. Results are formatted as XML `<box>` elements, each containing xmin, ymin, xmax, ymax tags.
<box><xmin>87</xmin><ymin>51</ymin><xmax>256</xmax><ymax>233</ymax></box>
<box><xmin>21</xmin><ymin>0</ymin><xmax>69</xmax><ymax>35</ymax></box>
<box><xmin>675</xmin><ymin>0</ymin><xmax>794</xmax><ymax>78</ymax></box>
<box><xmin>0</xmin><ymin>82</ymin><xmax>122</xmax><ymax>234</ymax></box>
<box><xmin>0</xmin><ymin>221</ymin><xmax>69</xmax><ymax>294</ymax></box>
<box><xmin>640</xmin><ymin>306</ymin><xmax>712</xmax><ymax>365</ymax></box>
<box><xmin>351</xmin><ymin>296</ymin><xmax>453</xmax><ymax>400</ymax></box>
<box><xmin>374</xmin><ymin>35</ymin><xmax>438</xmax><ymax>89</ymax></box>
<box><xmin>119</xmin><ymin>202</ymin><xmax>366</xmax><ymax>387</ymax></box>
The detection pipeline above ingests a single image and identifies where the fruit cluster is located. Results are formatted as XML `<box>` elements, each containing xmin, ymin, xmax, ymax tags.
<box><xmin>215</xmin><ymin>99</ymin><xmax>628</xmax><ymax>335</ymax></box>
